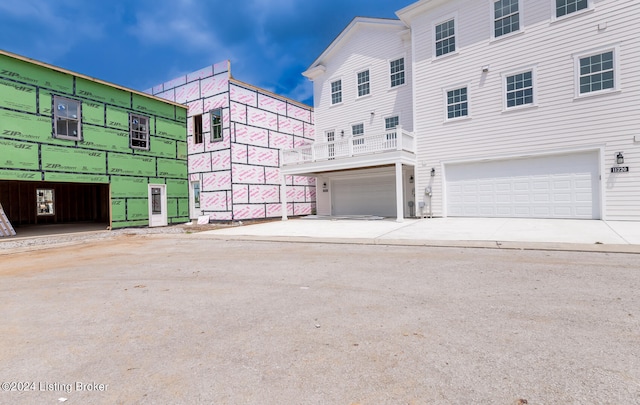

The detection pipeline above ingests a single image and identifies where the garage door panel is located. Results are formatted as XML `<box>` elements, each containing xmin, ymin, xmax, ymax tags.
<box><xmin>446</xmin><ymin>151</ymin><xmax>599</xmax><ymax>219</ymax></box>
<box><xmin>332</xmin><ymin>176</ymin><xmax>396</xmax><ymax>217</ymax></box>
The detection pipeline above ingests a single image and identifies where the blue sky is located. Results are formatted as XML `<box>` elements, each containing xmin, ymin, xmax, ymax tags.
<box><xmin>0</xmin><ymin>0</ymin><xmax>413</xmax><ymax>106</ymax></box>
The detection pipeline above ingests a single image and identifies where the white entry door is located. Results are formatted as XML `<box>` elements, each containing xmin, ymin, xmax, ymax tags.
<box><xmin>148</xmin><ymin>184</ymin><xmax>168</xmax><ymax>227</ymax></box>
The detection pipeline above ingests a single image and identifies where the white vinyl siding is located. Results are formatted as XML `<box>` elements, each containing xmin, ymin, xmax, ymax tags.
<box><xmin>407</xmin><ymin>0</ymin><xmax>639</xmax><ymax>220</ymax></box>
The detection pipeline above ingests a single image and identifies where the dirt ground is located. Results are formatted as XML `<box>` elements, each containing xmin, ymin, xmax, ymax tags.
<box><xmin>1</xmin><ymin>235</ymin><xmax>639</xmax><ymax>404</ymax></box>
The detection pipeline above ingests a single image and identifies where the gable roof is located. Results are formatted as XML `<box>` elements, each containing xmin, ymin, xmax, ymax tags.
<box><xmin>303</xmin><ymin>17</ymin><xmax>408</xmax><ymax>80</ymax></box>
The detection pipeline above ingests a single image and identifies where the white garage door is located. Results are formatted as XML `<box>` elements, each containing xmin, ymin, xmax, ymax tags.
<box><xmin>446</xmin><ymin>152</ymin><xmax>600</xmax><ymax>219</ymax></box>
<box><xmin>332</xmin><ymin>176</ymin><xmax>396</xmax><ymax>217</ymax></box>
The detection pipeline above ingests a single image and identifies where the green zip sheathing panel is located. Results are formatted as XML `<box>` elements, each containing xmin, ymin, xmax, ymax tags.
<box><xmin>0</xmin><ymin>79</ymin><xmax>37</xmax><ymax>113</ymax></box>
<box><xmin>41</xmin><ymin>145</ymin><xmax>107</xmax><ymax>174</ymax></box>
<box><xmin>0</xmin><ymin>52</ymin><xmax>188</xmax><ymax>229</ymax></box>
<box><xmin>0</xmin><ymin>139</ymin><xmax>39</xmax><ymax>170</ymax></box>
<box><xmin>0</xmin><ymin>53</ymin><xmax>73</xmax><ymax>93</ymax></box>
<box><xmin>76</xmin><ymin>78</ymin><xmax>130</xmax><ymax>109</ymax></box>
<box><xmin>132</xmin><ymin>94</ymin><xmax>175</xmax><ymax>120</ymax></box>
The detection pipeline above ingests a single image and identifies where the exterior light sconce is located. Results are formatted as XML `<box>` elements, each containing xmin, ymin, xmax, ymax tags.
<box><xmin>616</xmin><ymin>152</ymin><xmax>624</xmax><ymax>164</ymax></box>
<box><xmin>482</xmin><ymin>65</ymin><xmax>490</xmax><ymax>73</ymax></box>
<box><xmin>430</xmin><ymin>168</ymin><xmax>436</xmax><ymax>177</ymax></box>
<box><xmin>323</xmin><ymin>182</ymin><xmax>327</xmax><ymax>189</ymax></box>
<box><xmin>409</xmin><ymin>175</ymin><xmax>414</xmax><ymax>183</ymax></box>
<box><xmin>340</xmin><ymin>130</ymin><xmax>344</xmax><ymax>137</ymax></box>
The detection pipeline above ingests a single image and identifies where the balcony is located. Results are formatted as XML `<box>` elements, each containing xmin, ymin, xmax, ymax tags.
<box><xmin>281</xmin><ymin>126</ymin><xmax>416</xmax><ymax>175</ymax></box>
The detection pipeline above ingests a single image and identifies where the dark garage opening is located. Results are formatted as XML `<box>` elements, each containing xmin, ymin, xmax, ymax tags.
<box><xmin>0</xmin><ymin>181</ymin><xmax>110</xmax><ymax>233</ymax></box>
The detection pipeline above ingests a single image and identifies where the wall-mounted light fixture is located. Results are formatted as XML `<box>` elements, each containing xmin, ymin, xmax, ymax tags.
<box><xmin>482</xmin><ymin>65</ymin><xmax>490</xmax><ymax>73</ymax></box>
<box><xmin>616</xmin><ymin>152</ymin><xmax>624</xmax><ymax>164</ymax></box>
<box><xmin>430</xmin><ymin>168</ymin><xmax>436</xmax><ymax>177</ymax></box>
<box><xmin>409</xmin><ymin>175</ymin><xmax>414</xmax><ymax>183</ymax></box>
<box><xmin>340</xmin><ymin>130</ymin><xmax>344</xmax><ymax>137</ymax></box>
<box><xmin>323</xmin><ymin>182</ymin><xmax>327</xmax><ymax>189</ymax></box>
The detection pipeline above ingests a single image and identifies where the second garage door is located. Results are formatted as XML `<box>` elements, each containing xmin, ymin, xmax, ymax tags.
<box><xmin>445</xmin><ymin>151</ymin><xmax>600</xmax><ymax>219</ymax></box>
<box><xmin>332</xmin><ymin>176</ymin><xmax>396</xmax><ymax>217</ymax></box>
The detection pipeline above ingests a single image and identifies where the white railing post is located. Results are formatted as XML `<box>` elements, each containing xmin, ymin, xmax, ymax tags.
<box><xmin>348</xmin><ymin>135</ymin><xmax>354</xmax><ymax>157</ymax></box>
<box><xmin>396</xmin><ymin>125</ymin><xmax>403</xmax><ymax>151</ymax></box>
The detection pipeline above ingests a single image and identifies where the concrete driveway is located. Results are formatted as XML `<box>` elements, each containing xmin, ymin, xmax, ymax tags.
<box><xmin>199</xmin><ymin>217</ymin><xmax>640</xmax><ymax>253</ymax></box>
<box><xmin>1</xmin><ymin>237</ymin><xmax>639</xmax><ymax>404</ymax></box>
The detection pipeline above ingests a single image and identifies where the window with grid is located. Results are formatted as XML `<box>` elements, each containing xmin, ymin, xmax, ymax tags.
<box><xmin>357</xmin><ymin>70</ymin><xmax>370</xmax><ymax>97</ymax></box>
<box><xmin>130</xmin><ymin>114</ymin><xmax>149</xmax><ymax>150</ymax></box>
<box><xmin>494</xmin><ymin>0</ymin><xmax>519</xmax><ymax>37</ymax></box>
<box><xmin>435</xmin><ymin>19</ymin><xmax>456</xmax><ymax>57</ymax></box>
<box><xmin>579</xmin><ymin>51</ymin><xmax>614</xmax><ymax>94</ymax></box>
<box><xmin>505</xmin><ymin>71</ymin><xmax>533</xmax><ymax>108</ymax></box>
<box><xmin>211</xmin><ymin>108</ymin><xmax>223</xmax><ymax>142</ymax></box>
<box><xmin>352</xmin><ymin>123</ymin><xmax>364</xmax><ymax>145</ymax></box>
<box><xmin>53</xmin><ymin>96</ymin><xmax>81</xmax><ymax>141</ymax></box>
<box><xmin>390</xmin><ymin>58</ymin><xmax>405</xmax><ymax>88</ymax></box>
<box><xmin>447</xmin><ymin>87</ymin><xmax>468</xmax><ymax>119</ymax></box>
<box><xmin>331</xmin><ymin>80</ymin><xmax>342</xmax><ymax>105</ymax></box>
<box><xmin>556</xmin><ymin>0</ymin><xmax>588</xmax><ymax>18</ymax></box>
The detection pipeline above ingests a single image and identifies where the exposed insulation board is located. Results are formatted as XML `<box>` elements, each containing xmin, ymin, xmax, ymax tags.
<box><xmin>82</xmin><ymin>127</ymin><xmax>130</xmax><ymax>153</ymax></box>
<box><xmin>110</xmin><ymin>176</ymin><xmax>148</xmax><ymax>198</ymax></box>
<box><xmin>132</xmin><ymin>93</ymin><xmax>176</xmax><ymax>120</ymax></box>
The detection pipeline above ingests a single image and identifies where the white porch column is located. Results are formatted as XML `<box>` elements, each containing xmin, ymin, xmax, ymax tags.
<box><xmin>395</xmin><ymin>163</ymin><xmax>404</xmax><ymax>223</ymax></box>
<box><xmin>280</xmin><ymin>174</ymin><xmax>288</xmax><ymax>221</ymax></box>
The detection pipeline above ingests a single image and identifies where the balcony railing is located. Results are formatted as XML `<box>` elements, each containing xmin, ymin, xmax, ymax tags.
<box><xmin>282</xmin><ymin>126</ymin><xmax>415</xmax><ymax>166</ymax></box>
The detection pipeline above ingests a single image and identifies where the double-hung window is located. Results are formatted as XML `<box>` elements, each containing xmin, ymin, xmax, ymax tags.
<box><xmin>385</xmin><ymin>116</ymin><xmax>399</xmax><ymax>146</ymax></box>
<box><xmin>352</xmin><ymin>123</ymin><xmax>364</xmax><ymax>146</ymax></box>
<box><xmin>447</xmin><ymin>87</ymin><xmax>468</xmax><ymax>119</ymax></box>
<box><xmin>435</xmin><ymin>19</ymin><xmax>456</xmax><ymax>57</ymax></box>
<box><xmin>390</xmin><ymin>58</ymin><xmax>405</xmax><ymax>88</ymax></box>
<box><xmin>357</xmin><ymin>70</ymin><xmax>370</xmax><ymax>97</ymax></box>
<box><xmin>210</xmin><ymin>108</ymin><xmax>223</xmax><ymax>142</ymax></box>
<box><xmin>331</xmin><ymin>80</ymin><xmax>342</xmax><ymax>105</ymax></box>
<box><xmin>494</xmin><ymin>0</ymin><xmax>520</xmax><ymax>38</ymax></box>
<box><xmin>505</xmin><ymin>71</ymin><xmax>534</xmax><ymax>108</ymax></box>
<box><xmin>53</xmin><ymin>96</ymin><xmax>81</xmax><ymax>141</ymax></box>
<box><xmin>130</xmin><ymin>114</ymin><xmax>149</xmax><ymax>150</ymax></box>
<box><xmin>578</xmin><ymin>51</ymin><xmax>615</xmax><ymax>95</ymax></box>
<box><xmin>556</xmin><ymin>0</ymin><xmax>589</xmax><ymax>18</ymax></box>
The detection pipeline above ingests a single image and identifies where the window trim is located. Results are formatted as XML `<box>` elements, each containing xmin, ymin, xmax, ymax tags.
<box><xmin>389</xmin><ymin>56</ymin><xmax>407</xmax><ymax>89</ymax></box>
<box><xmin>433</xmin><ymin>13</ymin><xmax>458</xmax><ymax>59</ymax></box>
<box><xmin>356</xmin><ymin>68</ymin><xmax>371</xmax><ymax>98</ymax></box>
<box><xmin>210</xmin><ymin>108</ymin><xmax>223</xmax><ymax>142</ymax></box>
<box><xmin>501</xmin><ymin>67</ymin><xmax>537</xmax><ymax>111</ymax></box>
<box><xmin>573</xmin><ymin>46</ymin><xmax>620</xmax><ymax>99</ymax></box>
<box><xmin>330</xmin><ymin>78</ymin><xmax>343</xmax><ymax>106</ymax></box>
<box><xmin>551</xmin><ymin>0</ymin><xmax>593</xmax><ymax>21</ymax></box>
<box><xmin>53</xmin><ymin>95</ymin><xmax>82</xmax><ymax>141</ymax></box>
<box><xmin>443</xmin><ymin>85</ymin><xmax>471</xmax><ymax>121</ymax></box>
<box><xmin>129</xmin><ymin>113</ymin><xmax>150</xmax><ymax>150</ymax></box>
<box><xmin>491</xmin><ymin>0</ymin><xmax>523</xmax><ymax>40</ymax></box>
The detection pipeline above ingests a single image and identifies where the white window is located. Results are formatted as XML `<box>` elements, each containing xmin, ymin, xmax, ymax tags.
<box><xmin>130</xmin><ymin>114</ymin><xmax>149</xmax><ymax>150</ymax></box>
<box><xmin>447</xmin><ymin>87</ymin><xmax>469</xmax><ymax>119</ymax></box>
<box><xmin>331</xmin><ymin>80</ymin><xmax>342</xmax><ymax>105</ymax></box>
<box><xmin>385</xmin><ymin>116</ymin><xmax>399</xmax><ymax>145</ymax></box>
<box><xmin>357</xmin><ymin>70</ymin><xmax>370</xmax><ymax>97</ymax></box>
<box><xmin>435</xmin><ymin>19</ymin><xmax>456</xmax><ymax>57</ymax></box>
<box><xmin>193</xmin><ymin>114</ymin><xmax>203</xmax><ymax>144</ymax></box>
<box><xmin>505</xmin><ymin>70</ymin><xmax>534</xmax><ymax>108</ymax></box>
<box><xmin>494</xmin><ymin>0</ymin><xmax>520</xmax><ymax>38</ymax></box>
<box><xmin>576</xmin><ymin>50</ymin><xmax>616</xmax><ymax>95</ymax></box>
<box><xmin>53</xmin><ymin>96</ymin><xmax>81</xmax><ymax>141</ymax></box>
<box><xmin>210</xmin><ymin>108</ymin><xmax>222</xmax><ymax>142</ymax></box>
<box><xmin>556</xmin><ymin>0</ymin><xmax>589</xmax><ymax>18</ymax></box>
<box><xmin>385</xmin><ymin>116</ymin><xmax>399</xmax><ymax>130</ymax></box>
<box><xmin>390</xmin><ymin>58</ymin><xmax>405</xmax><ymax>88</ymax></box>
